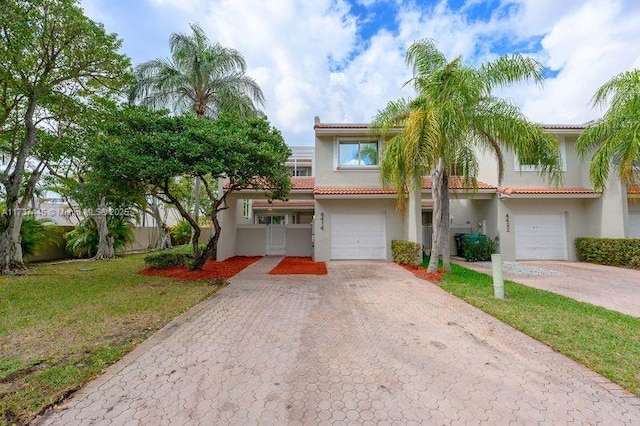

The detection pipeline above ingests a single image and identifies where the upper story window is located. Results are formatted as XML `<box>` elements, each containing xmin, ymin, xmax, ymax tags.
<box><xmin>338</xmin><ymin>140</ymin><xmax>379</xmax><ymax>167</ymax></box>
<box><xmin>290</xmin><ymin>167</ymin><xmax>311</xmax><ymax>176</ymax></box>
<box><xmin>515</xmin><ymin>138</ymin><xmax>567</xmax><ymax>172</ymax></box>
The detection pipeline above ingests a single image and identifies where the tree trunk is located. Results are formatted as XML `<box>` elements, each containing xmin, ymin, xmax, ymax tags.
<box><xmin>0</xmin><ymin>95</ymin><xmax>38</xmax><ymax>273</ymax></box>
<box><xmin>427</xmin><ymin>159</ymin><xmax>444</xmax><ymax>273</ymax></box>
<box><xmin>191</xmin><ymin>209</ymin><xmax>221</xmax><ymax>270</ymax></box>
<box><xmin>92</xmin><ymin>197</ymin><xmax>115</xmax><ymax>260</ymax></box>
<box><xmin>161</xmin><ymin>182</ymin><xmax>201</xmax><ymax>260</ymax></box>
<box><xmin>191</xmin><ymin>177</ymin><xmax>201</xmax><ymax>247</ymax></box>
<box><xmin>0</xmin><ymin>208</ymin><xmax>25</xmax><ymax>274</ymax></box>
<box><xmin>148</xmin><ymin>198</ymin><xmax>172</xmax><ymax>251</ymax></box>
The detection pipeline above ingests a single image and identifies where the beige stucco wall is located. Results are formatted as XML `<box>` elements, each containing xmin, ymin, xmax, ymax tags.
<box><xmin>233</xmin><ymin>225</ymin><xmax>313</xmax><ymax>257</ymax></box>
<box><xmin>601</xmin><ymin>178</ymin><xmax>628</xmax><ymax>238</ymax></box>
<box><xmin>216</xmin><ymin>201</ymin><xmax>237</xmax><ymax>261</ymax></box>
<box><xmin>496</xmin><ymin>198</ymin><xmax>590</xmax><ymax>261</ymax></box>
<box><xmin>501</xmin><ymin>134</ymin><xmax>590</xmax><ymax>188</ymax></box>
<box><xmin>236</xmin><ymin>226</ymin><xmax>266</xmax><ymax>256</ymax></box>
<box><xmin>235</xmin><ymin>199</ymin><xmax>253</xmax><ymax>225</ymax></box>
<box><xmin>313</xmin><ymin>198</ymin><xmax>404</xmax><ymax>262</ymax></box>
<box><xmin>285</xmin><ymin>226</ymin><xmax>313</xmax><ymax>256</ymax></box>
<box><xmin>475</xmin><ymin>149</ymin><xmax>499</xmax><ymax>186</ymax></box>
<box><xmin>314</xmin><ymin>135</ymin><xmax>384</xmax><ymax>188</ymax></box>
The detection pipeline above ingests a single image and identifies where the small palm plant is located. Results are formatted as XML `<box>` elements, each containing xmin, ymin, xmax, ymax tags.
<box><xmin>65</xmin><ymin>213</ymin><xmax>135</xmax><ymax>259</ymax></box>
<box><xmin>20</xmin><ymin>216</ymin><xmax>63</xmax><ymax>258</ymax></box>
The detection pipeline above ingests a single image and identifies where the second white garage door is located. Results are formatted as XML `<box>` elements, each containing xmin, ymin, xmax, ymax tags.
<box><xmin>331</xmin><ymin>213</ymin><xmax>386</xmax><ymax>260</ymax></box>
<box><xmin>515</xmin><ymin>213</ymin><xmax>568</xmax><ymax>260</ymax></box>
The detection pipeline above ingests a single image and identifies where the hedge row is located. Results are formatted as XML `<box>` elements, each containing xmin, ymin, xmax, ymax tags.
<box><xmin>143</xmin><ymin>245</ymin><xmax>204</xmax><ymax>269</ymax></box>
<box><xmin>391</xmin><ymin>240</ymin><xmax>422</xmax><ymax>267</ymax></box>
<box><xmin>575</xmin><ymin>237</ymin><xmax>640</xmax><ymax>269</ymax></box>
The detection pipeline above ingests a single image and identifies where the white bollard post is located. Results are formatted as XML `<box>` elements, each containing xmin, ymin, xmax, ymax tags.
<box><xmin>491</xmin><ymin>253</ymin><xmax>504</xmax><ymax>299</ymax></box>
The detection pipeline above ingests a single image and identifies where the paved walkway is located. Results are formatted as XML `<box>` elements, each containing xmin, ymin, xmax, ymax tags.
<box><xmin>457</xmin><ymin>260</ymin><xmax>640</xmax><ymax>317</ymax></box>
<box><xmin>36</xmin><ymin>258</ymin><xmax>640</xmax><ymax>425</ymax></box>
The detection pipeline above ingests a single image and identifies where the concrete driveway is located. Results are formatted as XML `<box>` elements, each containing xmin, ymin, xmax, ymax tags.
<box><xmin>459</xmin><ymin>260</ymin><xmax>640</xmax><ymax>317</ymax></box>
<box><xmin>36</xmin><ymin>257</ymin><xmax>640</xmax><ymax>425</ymax></box>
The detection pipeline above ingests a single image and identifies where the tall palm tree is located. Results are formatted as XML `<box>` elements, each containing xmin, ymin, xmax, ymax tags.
<box><xmin>576</xmin><ymin>68</ymin><xmax>640</xmax><ymax>191</ymax></box>
<box><xmin>373</xmin><ymin>39</ymin><xmax>563</xmax><ymax>273</ymax></box>
<box><xmin>131</xmin><ymin>23</ymin><xmax>264</xmax><ymax>252</ymax></box>
<box><xmin>131</xmin><ymin>23</ymin><xmax>264</xmax><ymax>119</ymax></box>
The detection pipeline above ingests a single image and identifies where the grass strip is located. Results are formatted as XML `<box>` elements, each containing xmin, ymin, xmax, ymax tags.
<box><xmin>0</xmin><ymin>253</ymin><xmax>225</xmax><ymax>424</ymax></box>
<box><xmin>439</xmin><ymin>263</ymin><xmax>640</xmax><ymax>396</ymax></box>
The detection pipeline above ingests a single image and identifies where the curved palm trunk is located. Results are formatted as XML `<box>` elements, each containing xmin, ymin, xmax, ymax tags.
<box><xmin>91</xmin><ymin>197</ymin><xmax>115</xmax><ymax>260</ymax></box>
<box><xmin>441</xmin><ymin>173</ymin><xmax>451</xmax><ymax>272</ymax></box>
<box><xmin>427</xmin><ymin>158</ymin><xmax>451</xmax><ymax>273</ymax></box>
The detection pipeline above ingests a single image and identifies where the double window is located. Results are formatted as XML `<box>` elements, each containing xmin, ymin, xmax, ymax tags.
<box><xmin>515</xmin><ymin>138</ymin><xmax>567</xmax><ymax>172</ymax></box>
<box><xmin>338</xmin><ymin>140</ymin><xmax>379</xmax><ymax>167</ymax></box>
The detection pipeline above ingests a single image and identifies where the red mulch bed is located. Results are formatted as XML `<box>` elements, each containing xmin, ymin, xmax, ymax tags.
<box><xmin>139</xmin><ymin>256</ymin><xmax>262</xmax><ymax>280</ymax></box>
<box><xmin>269</xmin><ymin>256</ymin><xmax>327</xmax><ymax>275</ymax></box>
<box><xmin>402</xmin><ymin>265</ymin><xmax>444</xmax><ymax>282</ymax></box>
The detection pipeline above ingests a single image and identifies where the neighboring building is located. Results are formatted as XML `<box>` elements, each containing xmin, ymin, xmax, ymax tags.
<box><xmin>217</xmin><ymin>118</ymin><xmax>640</xmax><ymax>262</ymax></box>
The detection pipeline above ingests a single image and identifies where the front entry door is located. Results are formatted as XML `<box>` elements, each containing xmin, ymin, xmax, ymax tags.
<box><xmin>266</xmin><ymin>224</ymin><xmax>286</xmax><ymax>255</ymax></box>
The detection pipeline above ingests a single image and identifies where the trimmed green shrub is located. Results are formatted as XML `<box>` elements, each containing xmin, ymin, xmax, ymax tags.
<box><xmin>575</xmin><ymin>237</ymin><xmax>640</xmax><ymax>269</ymax></box>
<box><xmin>391</xmin><ymin>240</ymin><xmax>422</xmax><ymax>267</ymax></box>
<box><xmin>143</xmin><ymin>245</ymin><xmax>204</xmax><ymax>269</ymax></box>
<box><xmin>461</xmin><ymin>234</ymin><xmax>495</xmax><ymax>262</ymax></box>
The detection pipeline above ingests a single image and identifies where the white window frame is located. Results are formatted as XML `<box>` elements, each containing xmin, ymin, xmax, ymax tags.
<box><xmin>515</xmin><ymin>137</ymin><xmax>567</xmax><ymax>172</ymax></box>
<box><xmin>242</xmin><ymin>199</ymin><xmax>252</xmax><ymax>219</ymax></box>
<box><xmin>334</xmin><ymin>137</ymin><xmax>380</xmax><ymax>170</ymax></box>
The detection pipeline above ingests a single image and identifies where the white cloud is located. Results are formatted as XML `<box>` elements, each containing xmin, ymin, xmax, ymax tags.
<box><xmin>81</xmin><ymin>0</ymin><xmax>640</xmax><ymax>144</ymax></box>
<box><xmin>519</xmin><ymin>0</ymin><xmax>640</xmax><ymax>123</ymax></box>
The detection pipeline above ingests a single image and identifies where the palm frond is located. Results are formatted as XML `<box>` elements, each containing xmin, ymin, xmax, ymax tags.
<box><xmin>480</xmin><ymin>54</ymin><xmax>544</xmax><ymax>92</ymax></box>
<box><xmin>131</xmin><ymin>23</ymin><xmax>263</xmax><ymax>117</ymax></box>
<box><xmin>578</xmin><ymin>68</ymin><xmax>640</xmax><ymax>191</ymax></box>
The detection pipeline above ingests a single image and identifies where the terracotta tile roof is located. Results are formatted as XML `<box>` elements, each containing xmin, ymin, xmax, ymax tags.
<box><xmin>422</xmin><ymin>176</ymin><xmax>495</xmax><ymax>190</ymax></box>
<box><xmin>314</xmin><ymin>187</ymin><xmax>397</xmax><ymax>195</ymax></box>
<box><xmin>497</xmin><ymin>186</ymin><xmax>599</xmax><ymax>195</ymax></box>
<box><xmin>421</xmin><ymin>201</ymin><xmax>434</xmax><ymax>208</ymax></box>
<box><xmin>291</xmin><ymin>177</ymin><xmax>315</xmax><ymax>190</ymax></box>
<box><xmin>226</xmin><ymin>176</ymin><xmax>314</xmax><ymax>191</ymax></box>
<box><xmin>252</xmin><ymin>200</ymin><xmax>315</xmax><ymax>209</ymax></box>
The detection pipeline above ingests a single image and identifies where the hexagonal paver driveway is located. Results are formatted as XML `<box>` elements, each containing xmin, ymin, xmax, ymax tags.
<box><xmin>35</xmin><ymin>257</ymin><xmax>640</xmax><ymax>425</ymax></box>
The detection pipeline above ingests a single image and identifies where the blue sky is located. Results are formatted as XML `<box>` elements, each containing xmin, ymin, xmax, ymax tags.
<box><xmin>82</xmin><ymin>0</ymin><xmax>640</xmax><ymax>145</ymax></box>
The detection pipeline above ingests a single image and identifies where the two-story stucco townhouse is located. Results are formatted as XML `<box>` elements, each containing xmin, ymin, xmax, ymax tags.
<box><xmin>216</xmin><ymin>117</ymin><xmax>640</xmax><ymax>262</ymax></box>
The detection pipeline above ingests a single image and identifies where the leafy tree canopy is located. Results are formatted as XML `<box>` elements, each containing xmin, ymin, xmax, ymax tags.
<box><xmin>89</xmin><ymin>106</ymin><xmax>291</xmax><ymax>269</ymax></box>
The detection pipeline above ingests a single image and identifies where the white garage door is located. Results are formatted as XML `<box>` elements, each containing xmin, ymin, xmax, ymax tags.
<box><xmin>630</xmin><ymin>212</ymin><xmax>640</xmax><ymax>238</ymax></box>
<box><xmin>515</xmin><ymin>214</ymin><xmax>568</xmax><ymax>260</ymax></box>
<box><xmin>331</xmin><ymin>213</ymin><xmax>386</xmax><ymax>260</ymax></box>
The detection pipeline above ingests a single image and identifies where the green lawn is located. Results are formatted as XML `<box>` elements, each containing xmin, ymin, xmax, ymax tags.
<box><xmin>439</xmin><ymin>263</ymin><xmax>640</xmax><ymax>395</ymax></box>
<box><xmin>0</xmin><ymin>254</ymin><xmax>224</xmax><ymax>424</ymax></box>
